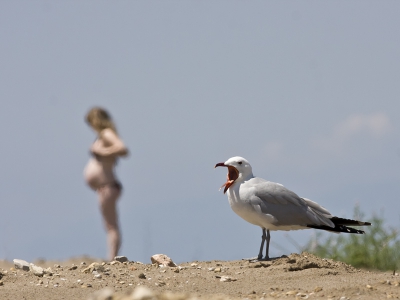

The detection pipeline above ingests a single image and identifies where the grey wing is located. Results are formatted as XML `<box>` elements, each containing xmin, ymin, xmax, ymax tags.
<box><xmin>247</xmin><ymin>179</ymin><xmax>334</xmax><ymax>227</ymax></box>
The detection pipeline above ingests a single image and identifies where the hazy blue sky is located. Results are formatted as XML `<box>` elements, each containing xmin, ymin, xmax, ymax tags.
<box><xmin>1</xmin><ymin>1</ymin><xmax>399</xmax><ymax>263</ymax></box>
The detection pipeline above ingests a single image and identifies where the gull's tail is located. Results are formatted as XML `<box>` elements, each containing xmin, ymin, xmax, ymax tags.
<box><xmin>307</xmin><ymin>217</ymin><xmax>371</xmax><ymax>234</ymax></box>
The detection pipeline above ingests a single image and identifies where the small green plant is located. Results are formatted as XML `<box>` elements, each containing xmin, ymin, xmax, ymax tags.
<box><xmin>305</xmin><ymin>206</ymin><xmax>400</xmax><ymax>271</ymax></box>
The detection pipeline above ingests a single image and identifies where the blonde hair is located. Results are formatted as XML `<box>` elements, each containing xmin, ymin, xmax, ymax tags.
<box><xmin>85</xmin><ymin>107</ymin><xmax>118</xmax><ymax>134</ymax></box>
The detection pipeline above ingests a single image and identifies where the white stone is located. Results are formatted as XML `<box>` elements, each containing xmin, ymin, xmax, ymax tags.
<box><xmin>220</xmin><ymin>276</ymin><xmax>232</xmax><ymax>282</ymax></box>
<box><xmin>13</xmin><ymin>259</ymin><xmax>30</xmax><ymax>271</ymax></box>
<box><xmin>150</xmin><ymin>254</ymin><xmax>177</xmax><ymax>267</ymax></box>
<box><xmin>82</xmin><ymin>262</ymin><xmax>100</xmax><ymax>273</ymax></box>
<box><xmin>30</xmin><ymin>264</ymin><xmax>44</xmax><ymax>277</ymax></box>
<box><xmin>114</xmin><ymin>256</ymin><xmax>128</xmax><ymax>263</ymax></box>
<box><xmin>44</xmin><ymin>267</ymin><xmax>53</xmax><ymax>275</ymax></box>
<box><xmin>130</xmin><ymin>286</ymin><xmax>156</xmax><ymax>300</ymax></box>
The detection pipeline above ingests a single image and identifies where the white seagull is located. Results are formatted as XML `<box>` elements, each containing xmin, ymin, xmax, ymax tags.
<box><xmin>215</xmin><ymin>156</ymin><xmax>371</xmax><ymax>260</ymax></box>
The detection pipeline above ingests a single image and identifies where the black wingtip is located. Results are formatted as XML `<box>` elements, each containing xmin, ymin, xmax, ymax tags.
<box><xmin>307</xmin><ymin>224</ymin><xmax>366</xmax><ymax>234</ymax></box>
<box><xmin>330</xmin><ymin>217</ymin><xmax>372</xmax><ymax>227</ymax></box>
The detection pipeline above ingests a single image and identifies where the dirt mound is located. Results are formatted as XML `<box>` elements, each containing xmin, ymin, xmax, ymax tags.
<box><xmin>252</xmin><ymin>252</ymin><xmax>357</xmax><ymax>273</ymax></box>
<box><xmin>0</xmin><ymin>252</ymin><xmax>398</xmax><ymax>300</ymax></box>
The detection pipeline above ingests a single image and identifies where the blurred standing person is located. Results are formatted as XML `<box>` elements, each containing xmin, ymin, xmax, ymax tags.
<box><xmin>84</xmin><ymin>107</ymin><xmax>129</xmax><ymax>261</ymax></box>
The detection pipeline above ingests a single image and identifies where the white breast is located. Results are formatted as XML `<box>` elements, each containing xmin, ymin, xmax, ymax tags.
<box><xmin>227</xmin><ymin>185</ymin><xmax>275</xmax><ymax>228</ymax></box>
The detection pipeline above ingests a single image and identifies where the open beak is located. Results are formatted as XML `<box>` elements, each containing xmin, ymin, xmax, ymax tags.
<box><xmin>215</xmin><ymin>162</ymin><xmax>239</xmax><ymax>194</ymax></box>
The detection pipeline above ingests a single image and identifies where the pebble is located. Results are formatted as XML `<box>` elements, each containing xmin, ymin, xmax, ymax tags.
<box><xmin>150</xmin><ymin>254</ymin><xmax>177</xmax><ymax>267</ymax></box>
<box><xmin>82</xmin><ymin>263</ymin><xmax>100</xmax><ymax>273</ymax></box>
<box><xmin>219</xmin><ymin>276</ymin><xmax>237</xmax><ymax>282</ymax></box>
<box><xmin>13</xmin><ymin>259</ymin><xmax>30</xmax><ymax>271</ymax></box>
<box><xmin>286</xmin><ymin>291</ymin><xmax>297</xmax><ymax>295</ymax></box>
<box><xmin>155</xmin><ymin>280</ymin><xmax>166</xmax><ymax>287</ymax></box>
<box><xmin>114</xmin><ymin>256</ymin><xmax>128</xmax><ymax>263</ymax></box>
<box><xmin>30</xmin><ymin>264</ymin><xmax>44</xmax><ymax>277</ymax></box>
<box><xmin>0</xmin><ymin>281</ymin><xmax>3</xmax><ymax>286</ymax></box>
<box><xmin>68</xmin><ymin>265</ymin><xmax>78</xmax><ymax>271</ymax></box>
<box><xmin>44</xmin><ymin>267</ymin><xmax>53</xmax><ymax>275</ymax></box>
<box><xmin>94</xmin><ymin>274</ymin><xmax>102</xmax><ymax>279</ymax></box>
<box><xmin>314</xmin><ymin>286</ymin><xmax>323</xmax><ymax>292</ymax></box>
<box><xmin>130</xmin><ymin>286</ymin><xmax>155</xmax><ymax>300</ymax></box>
<box><xmin>214</xmin><ymin>268</ymin><xmax>221</xmax><ymax>273</ymax></box>
<box><xmin>138</xmin><ymin>273</ymin><xmax>146</xmax><ymax>279</ymax></box>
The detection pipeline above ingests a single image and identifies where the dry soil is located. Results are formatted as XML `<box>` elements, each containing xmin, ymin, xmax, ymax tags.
<box><xmin>0</xmin><ymin>252</ymin><xmax>399</xmax><ymax>300</ymax></box>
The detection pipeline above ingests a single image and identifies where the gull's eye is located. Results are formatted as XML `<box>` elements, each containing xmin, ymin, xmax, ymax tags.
<box><xmin>238</xmin><ymin>161</ymin><xmax>242</xmax><ymax>165</ymax></box>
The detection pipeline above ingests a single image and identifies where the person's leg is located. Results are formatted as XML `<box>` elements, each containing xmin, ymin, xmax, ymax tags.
<box><xmin>97</xmin><ymin>185</ymin><xmax>121</xmax><ymax>261</ymax></box>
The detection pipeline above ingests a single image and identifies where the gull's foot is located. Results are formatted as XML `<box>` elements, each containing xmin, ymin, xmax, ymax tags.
<box><xmin>242</xmin><ymin>256</ymin><xmax>270</xmax><ymax>262</ymax></box>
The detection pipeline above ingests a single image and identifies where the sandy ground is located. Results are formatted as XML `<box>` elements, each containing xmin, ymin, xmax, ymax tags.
<box><xmin>0</xmin><ymin>252</ymin><xmax>399</xmax><ymax>300</ymax></box>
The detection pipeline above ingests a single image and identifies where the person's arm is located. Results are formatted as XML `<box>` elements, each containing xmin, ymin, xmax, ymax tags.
<box><xmin>91</xmin><ymin>128</ymin><xmax>129</xmax><ymax>157</ymax></box>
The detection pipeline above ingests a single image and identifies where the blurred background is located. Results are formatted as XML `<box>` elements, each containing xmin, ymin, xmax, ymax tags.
<box><xmin>1</xmin><ymin>1</ymin><xmax>399</xmax><ymax>263</ymax></box>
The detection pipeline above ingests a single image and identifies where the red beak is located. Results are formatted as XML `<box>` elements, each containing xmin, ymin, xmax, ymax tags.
<box><xmin>214</xmin><ymin>162</ymin><xmax>226</xmax><ymax>168</ymax></box>
<box><xmin>215</xmin><ymin>162</ymin><xmax>239</xmax><ymax>194</ymax></box>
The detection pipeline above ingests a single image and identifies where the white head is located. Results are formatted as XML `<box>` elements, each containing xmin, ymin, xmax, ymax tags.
<box><xmin>214</xmin><ymin>156</ymin><xmax>253</xmax><ymax>193</ymax></box>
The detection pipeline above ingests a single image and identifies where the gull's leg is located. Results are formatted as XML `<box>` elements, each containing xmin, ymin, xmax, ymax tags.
<box><xmin>257</xmin><ymin>228</ymin><xmax>267</xmax><ymax>260</ymax></box>
<box><xmin>243</xmin><ymin>228</ymin><xmax>269</xmax><ymax>261</ymax></box>
<box><xmin>264</xmin><ymin>229</ymin><xmax>270</xmax><ymax>260</ymax></box>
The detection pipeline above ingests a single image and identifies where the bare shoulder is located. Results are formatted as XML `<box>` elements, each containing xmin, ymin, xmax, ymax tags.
<box><xmin>100</xmin><ymin>128</ymin><xmax>120</xmax><ymax>141</ymax></box>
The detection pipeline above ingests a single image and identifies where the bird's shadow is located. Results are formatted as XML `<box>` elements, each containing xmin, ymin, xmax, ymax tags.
<box><xmin>242</xmin><ymin>255</ymin><xmax>288</xmax><ymax>263</ymax></box>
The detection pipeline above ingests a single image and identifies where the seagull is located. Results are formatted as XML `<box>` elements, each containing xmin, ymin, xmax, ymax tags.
<box><xmin>215</xmin><ymin>156</ymin><xmax>371</xmax><ymax>261</ymax></box>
